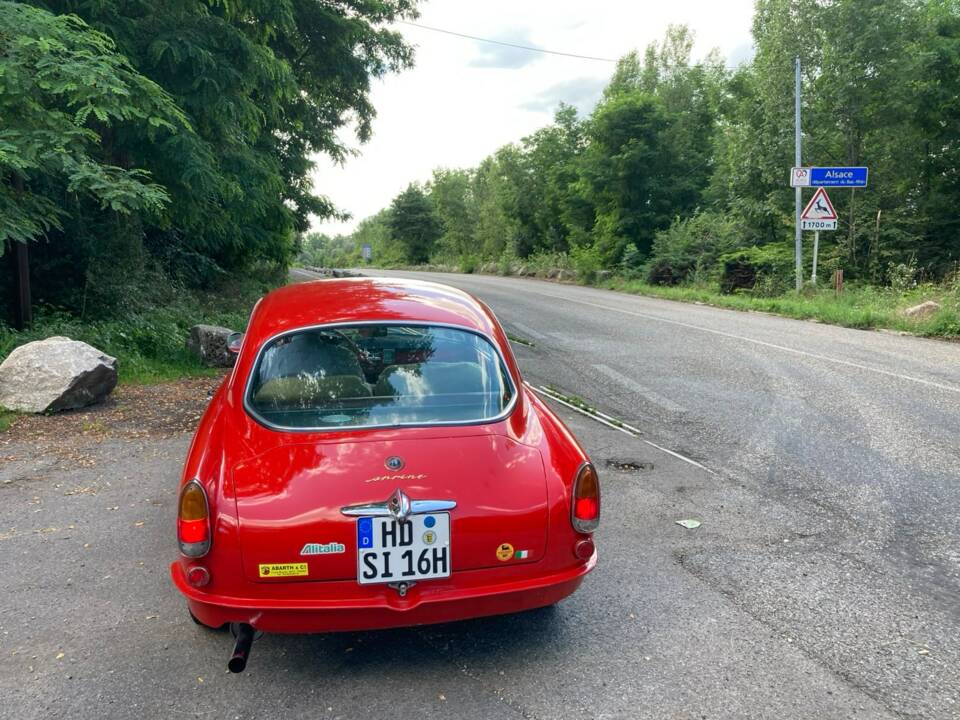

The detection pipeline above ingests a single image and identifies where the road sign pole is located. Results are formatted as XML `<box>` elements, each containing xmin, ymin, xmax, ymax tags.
<box><xmin>811</xmin><ymin>231</ymin><xmax>819</xmax><ymax>284</ymax></box>
<box><xmin>794</xmin><ymin>57</ymin><xmax>802</xmax><ymax>292</ymax></box>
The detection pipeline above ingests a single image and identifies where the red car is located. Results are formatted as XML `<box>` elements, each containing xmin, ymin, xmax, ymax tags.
<box><xmin>170</xmin><ymin>277</ymin><xmax>599</xmax><ymax>672</ymax></box>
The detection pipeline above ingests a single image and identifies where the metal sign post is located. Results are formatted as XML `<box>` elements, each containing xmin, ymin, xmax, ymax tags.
<box><xmin>794</xmin><ymin>57</ymin><xmax>802</xmax><ymax>293</ymax></box>
<box><xmin>812</xmin><ymin>231</ymin><xmax>820</xmax><ymax>284</ymax></box>
<box><xmin>799</xmin><ymin>188</ymin><xmax>838</xmax><ymax>284</ymax></box>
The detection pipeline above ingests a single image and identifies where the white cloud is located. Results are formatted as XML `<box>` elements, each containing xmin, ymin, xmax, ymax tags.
<box><xmin>468</xmin><ymin>28</ymin><xmax>542</xmax><ymax>69</ymax></box>
<box><xmin>309</xmin><ymin>0</ymin><xmax>756</xmax><ymax>237</ymax></box>
<box><xmin>519</xmin><ymin>76</ymin><xmax>608</xmax><ymax>115</ymax></box>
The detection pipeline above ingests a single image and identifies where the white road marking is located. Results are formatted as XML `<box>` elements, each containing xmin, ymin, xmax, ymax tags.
<box><xmin>532</xmin><ymin>386</ymin><xmax>714</xmax><ymax>475</ymax></box>
<box><xmin>525</xmin><ymin>289</ymin><xmax>960</xmax><ymax>397</ymax></box>
<box><xmin>536</xmin><ymin>387</ymin><xmax>636</xmax><ymax>437</ymax></box>
<box><xmin>592</xmin><ymin>364</ymin><xmax>687</xmax><ymax>413</ymax></box>
<box><xmin>641</xmin><ymin>439</ymin><xmax>716</xmax><ymax>475</ymax></box>
<box><xmin>507</xmin><ymin>320</ymin><xmax>548</xmax><ymax>340</ymax></box>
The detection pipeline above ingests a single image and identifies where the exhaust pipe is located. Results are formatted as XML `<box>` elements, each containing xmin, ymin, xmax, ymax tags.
<box><xmin>227</xmin><ymin>623</ymin><xmax>255</xmax><ymax>673</ymax></box>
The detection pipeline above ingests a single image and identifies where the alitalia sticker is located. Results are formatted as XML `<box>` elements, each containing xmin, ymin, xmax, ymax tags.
<box><xmin>259</xmin><ymin>563</ymin><xmax>308</xmax><ymax>578</ymax></box>
<box><xmin>300</xmin><ymin>542</ymin><xmax>346</xmax><ymax>556</ymax></box>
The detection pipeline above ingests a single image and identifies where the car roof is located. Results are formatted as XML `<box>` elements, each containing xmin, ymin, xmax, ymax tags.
<box><xmin>247</xmin><ymin>277</ymin><xmax>501</xmax><ymax>342</ymax></box>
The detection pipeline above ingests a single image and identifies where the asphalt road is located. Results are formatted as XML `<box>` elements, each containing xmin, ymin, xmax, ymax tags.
<box><xmin>2</xmin><ymin>269</ymin><xmax>958</xmax><ymax>719</ymax></box>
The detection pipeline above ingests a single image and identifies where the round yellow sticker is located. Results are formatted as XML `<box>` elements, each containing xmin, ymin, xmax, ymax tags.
<box><xmin>496</xmin><ymin>543</ymin><xmax>514</xmax><ymax>562</ymax></box>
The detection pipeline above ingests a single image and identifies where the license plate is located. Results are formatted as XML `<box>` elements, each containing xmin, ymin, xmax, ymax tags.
<box><xmin>356</xmin><ymin>513</ymin><xmax>451</xmax><ymax>585</ymax></box>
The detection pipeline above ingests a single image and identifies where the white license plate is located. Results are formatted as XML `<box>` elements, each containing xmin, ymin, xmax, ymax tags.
<box><xmin>356</xmin><ymin>513</ymin><xmax>451</xmax><ymax>585</ymax></box>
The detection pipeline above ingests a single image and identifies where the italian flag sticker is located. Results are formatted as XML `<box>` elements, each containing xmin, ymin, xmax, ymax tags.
<box><xmin>515</xmin><ymin>549</ymin><xmax>529</xmax><ymax>559</ymax></box>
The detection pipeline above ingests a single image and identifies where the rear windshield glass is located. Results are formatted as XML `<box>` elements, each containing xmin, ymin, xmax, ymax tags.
<box><xmin>246</xmin><ymin>324</ymin><xmax>515</xmax><ymax>430</ymax></box>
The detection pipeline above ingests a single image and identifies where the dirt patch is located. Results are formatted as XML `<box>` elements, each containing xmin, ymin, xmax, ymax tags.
<box><xmin>0</xmin><ymin>375</ymin><xmax>225</xmax><ymax>450</ymax></box>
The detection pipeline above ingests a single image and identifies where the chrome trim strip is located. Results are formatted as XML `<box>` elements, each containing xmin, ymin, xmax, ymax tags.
<box><xmin>341</xmin><ymin>488</ymin><xmax>457</xmax><ymax>518</ymax></box>
<box><xmin>409</xmin><ymin>499</ymin><xmax>458</xmax><ymax>513</ymax></box>
<box><xmin>241</xmin><ymin>319</ymin><xmax>519</xmax><ymax>434</ymax></box>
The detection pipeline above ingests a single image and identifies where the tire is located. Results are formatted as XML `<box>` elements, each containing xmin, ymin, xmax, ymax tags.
<box><xmin>189</xmin><ymin>608</ymin><xmax>227</xmax><ymax>631</ymax></box>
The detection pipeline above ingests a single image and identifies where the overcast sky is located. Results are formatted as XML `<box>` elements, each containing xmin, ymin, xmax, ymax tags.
<box><xmin>310</xmin><ymin>0</ymin><xmax>756</xmax><ymax>237</ymax></box>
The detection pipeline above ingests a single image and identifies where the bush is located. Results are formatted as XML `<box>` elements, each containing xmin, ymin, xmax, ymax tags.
<box><xmin>648</xmin><ymin>212</ymin><xmax>745</xmax><ymax>285</ymax></box>
<box><xmin>718</xmin><ymin>243</ymin><xmax>794</xmax><ymax>294</ymax></box>
<box><xmin>497</xmin><ymin>241</ymin><xmax>519</xmax><ymax>276</ymax></box>
<box><xmin>459</xmin><ymin>255</ymin><xmax>479</xmax><ymax>274</ymax></box>
<box><xmin>887</xmin><ymin>258</ymin><xmax>919</xmax><ymax>294</ymax></box>
<box><xmin>570</xmin><ymin>245</ymin><xmax>603</xmax><ymax>284</ymax></box>
<box><xmin>525</xmin><ymin>251</ymin><xmax>571</xmax><ymax>276</ymax></box>
<box><xmin>620</xmin><ymin>243</ymin><xmax>645</xmax><ymax>279</ymax></box>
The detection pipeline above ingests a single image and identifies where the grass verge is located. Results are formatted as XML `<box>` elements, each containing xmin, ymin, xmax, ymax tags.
<box><xmin>0</xmin><ymin>409</ymin><xmax>20</xmax><ymax>432</ymax></box>
<box><xmin>599</xmin><ymin>279</ymin><xmax>960</xmax><ymax>338</ymax></box>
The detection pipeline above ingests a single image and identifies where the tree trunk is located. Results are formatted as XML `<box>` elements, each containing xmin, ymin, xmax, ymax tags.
<box><xmin>11</xmin><ymin>173</ymin><xmax>32</xmax><ymax>329</ymax></box>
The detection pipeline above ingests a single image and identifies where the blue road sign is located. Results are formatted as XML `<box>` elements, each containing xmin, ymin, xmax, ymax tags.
<box><xmin>810</xmin><ymin>167</ymin><xmax>868</xmax><ymax>187</ymax></box>
<box><xmin>792</xmin><ymin>167</ymin><xmax>868</xmax><ymax>187</ymax></box>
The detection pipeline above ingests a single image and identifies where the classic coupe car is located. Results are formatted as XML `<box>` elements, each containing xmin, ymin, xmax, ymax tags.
<box><xmin>171</xmin><ymin>277</ymin><xmax>599</xmax><ymax>672</ymax></box>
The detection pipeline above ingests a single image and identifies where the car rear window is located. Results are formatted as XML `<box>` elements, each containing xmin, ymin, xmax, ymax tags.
<box><xmin>245</xmin><ymin>324</ymin><xmax>515</xmax><ymax>430</ymax></box>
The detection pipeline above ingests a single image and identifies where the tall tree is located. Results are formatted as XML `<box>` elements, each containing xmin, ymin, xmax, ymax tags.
<box><xmin>388</xmin><ymin>184</ymin><xmax>441</xmax><ymax>264</ymax></box>
<box><xmin>429</xmin><ymin>168</ymin><xmax>476</xmax><ymax>260</ymax></box>
<box><xmin>578</xmin><ymin>93</ymin><xmax>673</xmax><ymax>265</ymax></box>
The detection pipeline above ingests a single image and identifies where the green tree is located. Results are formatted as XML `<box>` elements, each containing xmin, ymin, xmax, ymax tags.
<box><xmin>578</xmin><ymin>92</ymin><xmax>674</xmax><ymax>265</ymax></box>
<box><xmin>0</xmin><ymin>2</ymin><xmax>188</xmax><ymax>246</ymax></box>
<box><xmin>520</xmin><ymin>104</ymin><xmax>586</xmax><ymax>254</ymax></box>
<box><xmin>3</xmin><ymin>0</ymin><xmax>418</xmax><ymax>321</ymax></box>
<box><xmin>355</xmin><ymin>209</ymin><xmax>403</xmax><ymax>266</ymax></box>
<box><xmin>914</xmin><ymin>0</ymin><xmax>960</xmax><ymax>273</ymax></box>
<box><xmin>388</xmin><ymin>184</ymin><xmax>441</xmax><ymax>264</ymax></box>
<box><xmin>428</xmin><ymin>168</ymin><xmax>476</xmax><ymax>261</ymax></box>
<box><xmin>471</xmin><ymin>156</ymin><xmax>513</xmax><ymax>260</ymax></box>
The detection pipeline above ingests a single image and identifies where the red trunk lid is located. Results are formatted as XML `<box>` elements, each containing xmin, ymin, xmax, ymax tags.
<box><xmin>231</xmin><ymin>435</ymin><xmax>548</xmax><ymax>583</ymax></box>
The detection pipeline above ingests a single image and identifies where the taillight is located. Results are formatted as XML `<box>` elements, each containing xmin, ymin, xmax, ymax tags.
<box><xmin>178</xmin><ymin>480</ymin><xmax>210</xmax><ymax>557</ymax></box>
<box><xmin>571</xmin><ymin>462</ymin><xmax>600</xmax><ymax>533</ymax></box>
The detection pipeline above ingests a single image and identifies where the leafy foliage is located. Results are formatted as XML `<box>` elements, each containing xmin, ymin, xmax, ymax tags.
<box><xmin>388</xmin><ymin>184</ymin><xmax>442</xmax><ymax>264</ymax></box>
<box><xmin>0</xmin><ymin>2</ymin><xmax>187</xmax><ymax>245</ymax></box>
<box><xmin>1</xmin><ymin>0</ymin><xmax>417</xmax><ymax>324</ymax></box>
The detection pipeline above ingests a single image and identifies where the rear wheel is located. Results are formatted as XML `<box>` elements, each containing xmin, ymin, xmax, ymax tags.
<box><xmin>189</xmin><ymin>608</ymin><xmax>227</xmax><ymax>631</ymax></box>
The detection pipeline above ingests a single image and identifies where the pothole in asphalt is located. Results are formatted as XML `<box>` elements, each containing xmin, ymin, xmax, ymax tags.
<box><xmin>604</xmin><ymin>458</ymin><xmax>655</xmax><ymax>472</ymax></box>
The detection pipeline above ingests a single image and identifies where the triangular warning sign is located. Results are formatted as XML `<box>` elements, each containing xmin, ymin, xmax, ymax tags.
<box><xmin>801</xmin><ymin>188</ymin><xmax>838</xmax><ymax>221</ymax></box>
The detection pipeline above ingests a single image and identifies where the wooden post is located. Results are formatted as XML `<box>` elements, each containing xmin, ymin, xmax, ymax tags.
<box><xmin>10</xmin><ymin>173</ymin><xmax>32</xmax><ymax>329</ymax></box>
<box><xmin>13</xmin><ymin>241</ymin><xmax>32</xmax><ymax>329</ymax></box>
<box><xmin>833</xmin><ymin>268</ymin><xmax>844</xmax><ymax>296</ymax></box>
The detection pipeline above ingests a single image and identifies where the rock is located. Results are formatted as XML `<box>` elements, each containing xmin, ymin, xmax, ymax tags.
<box><xmin>597</xmin><ymin>270</ymin><xmax>613</xmax><ymax>282</ymax></box>
<box><xmin>902</xmin><ymin>300</ymin><xmax>941</xmax><ymax>319</ymax></box>
<box><xmin>187</xmin><ymin>325</ymin><xmax>236</xmax><ymax>368</ymax></box>
<box><xmin>0</xmin><ymin>337</ymin><xmax>118</xmax><ymax>413</ymax></box>
<box><xmin>547</xmin><ymin>268</ymin><xmax>561</xmax><ymax>279</ymax></box>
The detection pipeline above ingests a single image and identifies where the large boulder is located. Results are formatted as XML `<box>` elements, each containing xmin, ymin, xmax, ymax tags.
<box><xmin>187</xmin><ymin>324</ymin><xmax>236</xmax><ymax>368</ymax></box>
<box><xmin>0</xmin><ymin>337</ymin><xmax>118</xmax><ymax>413</ymax></box>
